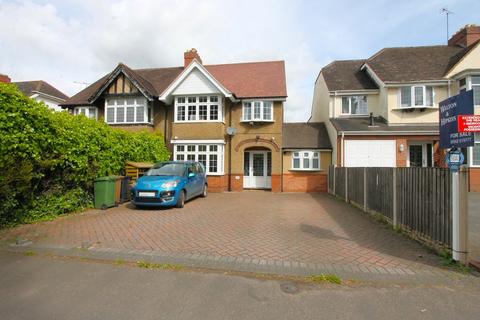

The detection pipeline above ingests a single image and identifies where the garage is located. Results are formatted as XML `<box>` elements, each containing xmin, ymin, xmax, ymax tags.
<box><xmin>344</xmin><ymin>140</ymin><xmax>396</xmax><ymax>167</ymax></box>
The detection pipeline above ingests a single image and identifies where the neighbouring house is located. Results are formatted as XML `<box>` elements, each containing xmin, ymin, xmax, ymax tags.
<box><xmin>4</xmin><ymin>76</ymin><xmax>69</xmax><ymax>111</ymax></box>
<box><xmin>310</xmin><ymin>24</ymin><xmax>480</xmax><ymax>192</ymax></box>
<box><xmin>61</xmin><ymin>49</ymin><xmax>331</xmax><ymax>192</ymax></box>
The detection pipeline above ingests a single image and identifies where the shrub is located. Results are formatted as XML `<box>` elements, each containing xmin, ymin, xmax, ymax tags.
<box><xmin>0</xmin><ymin>83</ymin><xmax>170</xmax><ymax>227</ymax></box>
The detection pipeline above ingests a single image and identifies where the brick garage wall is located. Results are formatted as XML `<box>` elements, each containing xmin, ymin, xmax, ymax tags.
<box><xmin>282</xmin><ymin>173</ymin><xmax>327</xmax><ymax>192</ymax></box>
<box><xmin>470</xmin><ymin>168</ymin><xmax>480</xmax><ymax>192</ymax></box>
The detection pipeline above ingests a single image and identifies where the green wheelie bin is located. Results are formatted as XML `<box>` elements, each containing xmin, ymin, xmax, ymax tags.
<box><xmin>94</xmin><ymin>176</ymin><xmax>117</xmax><ymax>209</ymax></box>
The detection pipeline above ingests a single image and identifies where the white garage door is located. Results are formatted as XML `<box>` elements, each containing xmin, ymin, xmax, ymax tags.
<box><xmin>344</xmin><ymin>140</ymin><xmax>396</xmax><ymax>167</ymax></box>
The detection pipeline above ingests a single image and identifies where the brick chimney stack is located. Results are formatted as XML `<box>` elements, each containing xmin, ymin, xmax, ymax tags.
<box><xmin>0</xmin><ymin>73</ymin><xmax>11</xmax><ymax>83</ymax></box>
<box><xmin>184</xmin><ymin>48</ymin><xmax>202</xmax><ymax>67</ymax></box>
<box><xmin>448</xmin><ymin>24</ymin><xmax>480</xmax><ymax>48</ymax></box>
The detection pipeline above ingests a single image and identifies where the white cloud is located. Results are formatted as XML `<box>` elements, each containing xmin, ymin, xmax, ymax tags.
<box><xmin>1</xmin><ymin>0</ymin><xmax>476</xmax><ymax>121</ymax></box>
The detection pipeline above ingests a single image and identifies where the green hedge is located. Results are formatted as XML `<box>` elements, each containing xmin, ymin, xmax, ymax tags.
<box><xmin>0</xmin><ymin>83</ymin><xmax>170</xmax><ymax>226</ymax></box>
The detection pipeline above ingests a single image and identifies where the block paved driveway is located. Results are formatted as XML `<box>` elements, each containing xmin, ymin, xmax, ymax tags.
<box><xmin>0</xmin><ymin>192</ymin><xmax>451</xmax><ymax>278</ymax></box>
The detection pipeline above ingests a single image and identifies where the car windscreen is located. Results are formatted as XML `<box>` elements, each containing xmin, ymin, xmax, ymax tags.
<box><xmin>145</xmin><ymin>163</ymin><xmax>186</xmax><ymax>176</ymax></box>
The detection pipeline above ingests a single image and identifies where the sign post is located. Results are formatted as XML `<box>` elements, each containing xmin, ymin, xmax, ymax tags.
<box><xmin>439</xmin><ymin>90</ymin><xmax>474</xmax><ymax>264</ymax></box>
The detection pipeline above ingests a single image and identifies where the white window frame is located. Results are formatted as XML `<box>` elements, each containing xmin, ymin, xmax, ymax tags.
<box><xmin>174</xmin><ymin>95</ymin><xmax>223</xmax><ymax>123</ymax></box>
<box><xmin>341</xmin><ymin>96</ymin><xmax>368</xmax><ymax>115</ymax></box>
<box><xmin>173</xmin><ymin>143</ymin><xmax>224</xmax><ymax>175</ymax></box>
<box><xmin>104</xmin><ymin>97</ymin><xmax>152</xmax><ymax>124</ymax></box>
<box><xmin>469</xmin><ymin>132</ymin><xmax>480</xmax><ymax>168</ymax></box>
<box><xmin>291</xmin><ymin>150</ymin><xmax>321</xmax><ymax>171</ymax></box>
<box><xmin>469</xmin><ymin>75</ymin><xmax>480</xmax><ymax>106</ymax></box>
<box><xmin>399</xmin><ymin>86</ymin><xmax>434</xmax><ymax>108</ymax></box>
<box><xmin>74</xmin><ymin>106</ymin><xmax>98</xmax><ymax>120</ymax></box>
<box><xmin>242</xmin><ymin>100</ymin><xmax>274</xmax><ymax>122</ymax></box>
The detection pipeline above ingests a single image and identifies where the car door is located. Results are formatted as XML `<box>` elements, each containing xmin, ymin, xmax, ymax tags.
<box><xmin>184</xmin><ymin>164</ymin><xmax>198</xmax><ymax>199</ymax></box>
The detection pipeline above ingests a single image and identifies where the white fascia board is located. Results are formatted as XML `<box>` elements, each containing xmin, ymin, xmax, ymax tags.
<box><xmin>360</xmin><ymin>63</ymin><xmax>385</xmax><ymax>88</ymax></box>
<box><xmin>159</xmin><ymin>60</ymin><xmax>233</xmax><ymax>103</ymax></box>
<box><xmin>170</xmin><ymin>139</ymin><xmax>226</xmax><ymax>144</ymax></box>
<box><xmin>329</xmin><ymin>89</ymin><xmax>379</xmax><ymax>96</ymax></box>
<box><xmin>384</xmin><ymin>80</ymin><xmax>449</xmax><ymax>87</ymax></box>
<box><xmin>338</xmin><ymin>130</ymin><xmax>439</xmax><ymax>136</ymax></box>
<box><xmin>241</xmin><ymin>97</ymin><xmax>286</xmax><ymax>102</ymax></box>
<box><xmin>32</xmin><ymin>91</ymin><xmax>66</xmax><ymax>103</ymax></box>
<box><xmin>447</xmin><ymin>68</ymin><xmax>480</xmax><ymax>80</ymax></box>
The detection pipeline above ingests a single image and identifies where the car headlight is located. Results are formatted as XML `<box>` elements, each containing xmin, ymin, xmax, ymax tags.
<box><xmin>161</xmin><ymin>180</ymin><xmax>180</xmax><ymax>189</ymax></box>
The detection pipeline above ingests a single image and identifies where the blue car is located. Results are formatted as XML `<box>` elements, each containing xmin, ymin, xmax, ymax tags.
<box><xmin>131</xmin><ymin>161</ymin><xmax>208</xmax><ymax>208</ymax></box>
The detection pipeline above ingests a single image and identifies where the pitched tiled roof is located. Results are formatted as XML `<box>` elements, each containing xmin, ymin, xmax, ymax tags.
<box><xmin>365</xmin><ymin>45</ymin><xmax>464</xmax><ymax>82</ymax></box>
<box><xmin>321</xmin><ymin>60</ymin><xmax>378</xmax><ymax>91</ymax></box>
<box><xmin>62</xmin><ymin>60</ymin><xmax>287</xmax><ymax>106</ymax></box>
<box><xmin>330</xmin><ymin>117</ymin><xmax>438</xmax><ymax>134</ymax></box>
<box><xmin>321</xmin><ymin>42</ymin><xmax>480</xmax><ymax>91</ymax></box>
<box><xmin>283</xmin><ymin>122</ymin><xmax>332</xmax><ymax>149</ymax></box>
<box><xmin>206</xmin><ymin>61</ymin><xmax>287</xmax><ymax>98</ymax></box>
<box><xmin>13</xmin><ymin>80</ymin><xmax>69</xmax><ymax>101</ymax></box>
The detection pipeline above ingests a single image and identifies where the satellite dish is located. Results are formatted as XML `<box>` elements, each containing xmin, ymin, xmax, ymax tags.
<box><xmin>226</xmin><ymin>127</ymin><xmax>237</xmax><ymax>136</ymax></box>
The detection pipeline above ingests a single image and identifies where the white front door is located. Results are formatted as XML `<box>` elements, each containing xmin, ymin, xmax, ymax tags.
<box><xmin>243</xmin><ymin>151</ymin><xmax>272</xmax><ymax>189</ymax></box>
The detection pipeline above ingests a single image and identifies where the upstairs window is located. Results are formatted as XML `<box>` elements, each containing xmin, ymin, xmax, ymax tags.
<box><xmin>400</xmin><ymin>86</ymin><xmax>434</xmax><ymax>108</ymax></box>
<box><xmin>242</xmin><ymin>101</ymin><xmax>273</xmax><ymax>121</ymax></box>
<box><xmin>105</xmin><ymin>98</ymin><xmax>152</xmax><ymax>124</ymax></box>
<box><xmin>471</xmin><ymin>76</ymin><xmax>480</xmax><ymax>106</ymax></box>
<box><xmin>74</xmin><ymin>106</ymin><xmax>98</xmax><ymax>120</ymax></box>
<box><xmin>175</xmin><ymin>95</ymin><xmax>222</xmax><ymax>122</ymax></box>
<box><xmin>292</xmin><ymin>151</ymin><xmax>320</xmax><ymax>170</ymax></box>
<box><xmin>341</xmin><ymin>96</ymin><xmax>368</xmax><ymax>115</ymax></box>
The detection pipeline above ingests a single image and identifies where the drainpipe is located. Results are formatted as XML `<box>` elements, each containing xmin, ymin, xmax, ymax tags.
<box><xmin>281</xmin><ymin>101</ymin><xmax>284</xmax><ymax>192</ymax></box>
<box><xmin>164</xmin><ymin>104</ymin><xmax>168</xmax><ymax>145</ymax></box>
<box><xmin>341</xmin><ymin>131</ymin><xmax>345</xmax><ymax>167</ymax></box>
<box><xmin>447</xmin><ymin>79</ymin><xmax>451</xmax><ymax>97</ymax></box>
<box><xmin>228</xmin><ymin>99</ymin><xmax>232</xmax><ymax>192</ymax></box>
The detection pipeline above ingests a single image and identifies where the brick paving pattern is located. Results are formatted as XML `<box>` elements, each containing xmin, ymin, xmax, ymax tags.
<box><xmin>0</xmin><ymin>192</ymin><xmax>453</xmax><ymax>278</ymax></box>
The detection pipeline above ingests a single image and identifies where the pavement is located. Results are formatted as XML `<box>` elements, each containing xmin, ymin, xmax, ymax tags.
<box><xmin>1</xmin><ymin>251</ymin><xmax>480</xmax><ymax>320</ymax></box>
<box><xmin>469</xmin><ymin>192</ymin><xmax>480</xmax><ymax>266</ymax></box>
<box><xmin>0</xmin><ymin>192</ymin><xmax>472</xmax><ymax>283</ymax></box>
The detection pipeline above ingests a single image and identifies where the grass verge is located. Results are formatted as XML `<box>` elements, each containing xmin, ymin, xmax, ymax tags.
<box><xmin>306</xmin><ymin>274</ymin><xmax>342</xmax><ymax>285</ymax></box>
<box><xmin>136</xmin><ymin>261</ymin><xmax>184</xmax><ymax>270</ymax></box>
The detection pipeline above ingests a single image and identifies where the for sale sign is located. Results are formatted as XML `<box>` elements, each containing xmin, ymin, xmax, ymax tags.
<box><xmin>439</xmin><ymin>90</ymin><xmax>474</xmax><ymax>148</ymax></box>
<box><xmin>458</xmin><ymin>115</ymin><xmax>480</xmax><ymax>133</ymax></box>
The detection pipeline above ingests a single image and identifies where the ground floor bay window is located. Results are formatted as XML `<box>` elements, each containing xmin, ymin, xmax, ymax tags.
<box><xmin>173</xmin><ymin>141</ymin><xmax>224</xmax><ymax>175</ymax></box>
<box><xmin>470</xmin><ymin>133</ymin><xmax>480</xmax><ymax>167</ymax></box>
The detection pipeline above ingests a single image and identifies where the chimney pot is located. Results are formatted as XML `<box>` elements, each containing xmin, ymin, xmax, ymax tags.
<box><xmin>184</xmin><ymin>48</ymin><xmax>202</xmax><ymax>67</ymax></box>
<box><xmin>0</xmin><ymin>74</ymin><xmax>11</xmax><ymax>83</ymax></box>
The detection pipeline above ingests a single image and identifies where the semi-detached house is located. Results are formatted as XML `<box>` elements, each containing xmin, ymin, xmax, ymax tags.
<box><xmin>310</xmin><ymin>25</ymin><xmax>480</xmax><ymax>191</ymax></box>
<box><xmin>61</xmin><ymin>49</ymin><xmax>332</xmax><ymax>193</ymax></box>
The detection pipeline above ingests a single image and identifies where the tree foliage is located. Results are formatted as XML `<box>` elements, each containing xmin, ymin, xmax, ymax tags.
<box><xmin>0</xmin><ymin>83</ymin><xmax>170</xmax><ymax>226</ymax></box>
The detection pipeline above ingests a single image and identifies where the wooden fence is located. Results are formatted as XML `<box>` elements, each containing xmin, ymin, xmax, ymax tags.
<box><xmin>328</xmin><ymin>166</ymin><xmax>452</xmax><ymax>247</ymax></box>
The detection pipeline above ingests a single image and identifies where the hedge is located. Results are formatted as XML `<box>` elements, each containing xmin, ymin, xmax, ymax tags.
<box><xmin>0</xmin><ymin>83</ymin><xmax>170</xmax><ymax>226</ymax></box>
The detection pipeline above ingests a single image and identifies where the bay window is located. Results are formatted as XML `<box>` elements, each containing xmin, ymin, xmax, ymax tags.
<box><xmin>472</xmin><ymin>133</ymin><xmax>480</xmax><ymax>167</ymax></box>
<box><xmin>175</xmin><ymin>95</ymin><xmax>222</xmax><ymax>122</ymax></box>
<box><xmin>174</xmin><ymin>143</ymin><xmax>224</xmax><ymax>174</ymax></box>
<box><xmin>74</xmin><ymin>106</ymin><xmax>98</xmax><ymax>120</ymax></box>
<box><xmin>242</xmin><ymin>101</ymin><xmax>273</xmax><ymax>121</ymax></box>
<box><xmin>105</xmin><ymin>97</ymin><xmax>151</xmax><ymax>124</ymax></box>
<box><xmin>472</xmin><ymin>76</ymin><xmax>480</xmax><ymax>106</ymax></box>
<box><xmin>292</xmin><ymin>151</ymin><xmax>320</xmax><ymax>170</ymax></box>
<box><xmin>341</xmin><ymin>96</ymin><xmax>368</xmax><ymax>115</ymax></box>
<box><xmin>400</xmin><ymin>86</ymin><xmax>434</xmax><ymax>108</ymax></box>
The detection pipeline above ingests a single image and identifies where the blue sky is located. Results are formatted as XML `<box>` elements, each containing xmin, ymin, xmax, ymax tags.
<box><xmin>0</xmin><ymin>0</ymin><xmax>478</xmax><ymax>121</ymax></box>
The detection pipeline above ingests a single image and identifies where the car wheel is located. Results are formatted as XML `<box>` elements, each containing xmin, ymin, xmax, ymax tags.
<box><xmin>176</xmin><ymin>190</ymin><xmax>185</xmax><ymax>208</ymax></box>
<box><xmin>201</xmin><ymin>184</ymin><xmax>208</xmax><ymax>198</ymax></box>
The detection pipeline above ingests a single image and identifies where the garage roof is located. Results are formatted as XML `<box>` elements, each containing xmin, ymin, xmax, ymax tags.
<box><xmin>283</xmin><ymin>122</ymin><xmax>332</xmax><ymax>149</ymax></box>
<box><xmin>330</xmin><ymin>117</ymin><xmax>439</xmax><ymax>134</ymax></box>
